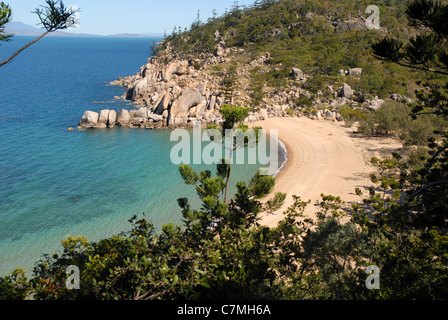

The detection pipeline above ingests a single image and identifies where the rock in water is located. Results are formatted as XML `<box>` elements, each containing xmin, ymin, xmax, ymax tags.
<box><xmin>79</xmin><ymin>111</ymin><xmax>99</xmax><ymax>128</ymax></box>
<box><xmin>134</xmin><ymin>107</ymin><xmax>149</xmax><ymax>118</ymax></box>
<box><xmin>153</xmin><ymin>92</ymin><xmax>167</xmax><ymax>115</ymax></box>
<box><xmin>117</xmin><ymin>109</ymin><xmax>130</xmax><ymax>126</ymax></box>
<box><xmin>130</xmin><ymin>79</ymin><xmax>149</xmax><ymax>100</ymax></box>
<box><xmin>108</xmin><ymin>110</ymin><xmax>117</xmax><ymax>128</ymax></box>
<box><xmin>98</xmin><ymin>110</ymin><xmax>110</xmax><ymax>125</ymax></box>
<box><xmin>148</xmin><ymin>113</ymin><xmax>163</xmax><ymax>122</ymax></box>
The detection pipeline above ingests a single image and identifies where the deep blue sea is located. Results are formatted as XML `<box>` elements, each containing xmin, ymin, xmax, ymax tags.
<box><xmin>0</xmin><ymin>36</ymin><xmax>264</xmax><ymax>275</ymax></box>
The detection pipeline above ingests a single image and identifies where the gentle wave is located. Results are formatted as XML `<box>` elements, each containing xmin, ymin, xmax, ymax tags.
<box><xmin>273</xmin><ymin>137</ymin><xmax>288</xmax><ymax>178</ymax></box>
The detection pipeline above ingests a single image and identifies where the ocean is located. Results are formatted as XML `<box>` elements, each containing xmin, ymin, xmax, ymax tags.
<box><xmin>0</xmin><ymin>36</ymin><xmax>266</xmax><ymax>275</ymax></box>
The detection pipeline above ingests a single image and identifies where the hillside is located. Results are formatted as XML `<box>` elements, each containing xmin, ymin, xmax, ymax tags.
<box><xmin>108</xmin><ymin>0</ymin><xmax>448</xmax><ymax>130</ymax></box>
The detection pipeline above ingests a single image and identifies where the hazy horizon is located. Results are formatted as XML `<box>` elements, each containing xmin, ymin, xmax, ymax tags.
<box><xmin>6</xmin><ymin>0</ymin><xmax>257</xmax><ymax>36</ymax></box>
<box><xmin>5</xmin><ymin>21</ymin><xmax>166</xmax><ymax>37</ymax></box>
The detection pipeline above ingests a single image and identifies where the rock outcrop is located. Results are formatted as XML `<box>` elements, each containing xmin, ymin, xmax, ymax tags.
<box><xmin>169</xmin><ymin>88</ymin><xmax>202</xmax><ymax>126</ymax></box>
<box><xmin>291</xmin><ymin>67</ymin><xmax>304</xmax><ymax>81</ymax></box>
<box><xmin>77</xmin><ymin>32</ymin><xmax>396</xmax><ymax>131</ymax></box>
<box><xmin>109</xmin><ymin>54</ymin><xmax>231</xmax><ymax>128</ymax></box>
<box><xmin>106</xmin><ymin>38</ymin><xmax>315</xmax><ymax>129</ymax></box>
<box><xmin>79</xmin><ymin>111</ymin><xmax>99</xmax><ymax>129</ymax></box>
<box><xmin>367</xmin><ymin>97</ymin><xmax>386</xmax><ymax>111</ymax></box>
<box><xmin>348</xmin><ymin>68</ymin><xmax>363</xmax><ymax>78</ymax></box>
<box><xmin>117</xmin><ymin>109</ymin><xmax>131</xmax><ymax>126</ymax></box>
<box><xmin>341</xmin><ymin>83</ymin><xmax>354</xmax><ymax>99</ymax></box>
<box><xmin>108</xmin><ymin>110</ymin><xmax>117</xmax><ymax>128</ymax></box>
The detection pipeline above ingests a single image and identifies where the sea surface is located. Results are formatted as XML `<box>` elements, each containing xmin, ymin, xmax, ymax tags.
<box><xmin>0</xmin><ymin>36</ymin><xmax>274</xmax><ymax>276</ymax></box>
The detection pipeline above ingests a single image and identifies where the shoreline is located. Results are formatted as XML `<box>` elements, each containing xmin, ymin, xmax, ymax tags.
<box><xmin>272</xmin><ymin>135</ymin><xmax>291</xmax><ymax>180</ymax></box>
<box><xmin>251</xmin><ymin>116</ymin><xmax>403</xmax><ymax>228</ymax></box>
<box><xmin>272</xmin><ymin>135</ymin><xmax>289</xmax><ymax>179</ymax></box>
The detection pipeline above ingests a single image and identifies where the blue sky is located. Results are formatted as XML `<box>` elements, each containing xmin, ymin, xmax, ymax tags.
<box><xmin>7</xmin><ymin>0</ymin><xmax>257</xmax><ymax>35</ymax></box>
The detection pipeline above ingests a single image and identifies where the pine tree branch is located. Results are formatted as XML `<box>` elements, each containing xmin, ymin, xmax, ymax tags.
<box><xmin>409</xmin><ymin>180</ymin><xmax>448</xmax><ymax>198</ymax></box>
<box><xmin>372</xmin><ymin>53</ymin><xmax>448</xmax><ymax>75</ymax></box>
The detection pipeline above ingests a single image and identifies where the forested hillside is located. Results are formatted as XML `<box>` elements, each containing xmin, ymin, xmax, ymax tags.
<box><xmin>156</xmin><ymin>0</ymin><xmax>440</xmax><ymax>101</ymax></box>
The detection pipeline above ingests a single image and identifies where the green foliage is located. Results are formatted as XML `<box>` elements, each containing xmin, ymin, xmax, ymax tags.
<box><xmin>249</xmin><ymin>169</ymin><xmax>276</xmax><ymax>198</ymax></box>
<box><xmin>33</xmin><ymin>0</ymin><xmax>80</xmax><ymax>32</ymax></box>
<box><xmin>357</xmin><ymin>101</ymin><xmax>445</xmax><ymax>147</ymax></box>
<box><xmin>407</xmin><ymin>146</ymin><xmax>429</xmax><ymax>171</ymax></box>
<box><xmin>219</xmin><ymin>104</ymin><xmax>249</xmax><ymax>131</ymax></box>
<box><xmin>155</xmin><ymin>0</ymin><xmax>432</xmax><ymax>100</ymax></box>
<box><xmin>372</xmin><ymin>0</ymin><xmax>448</xmax><ymax>75</ymax></box>
<box><xmin>357</xmin><ymin>95</ymin><xmax>448</xmax><ymax>147</ymax></box>
<box><xmin>358</xmin><ymin>102</ymin><xmax>410</xmax><ymax>136</ymax></box>
<box><xmin>214</xmin><ymin>104</ymin><xmax>252</xmax><ymax>203</ymax></box>
<box><xmin>265</xmin><ymin>192</ymin><xmax>287</xmax><ymax>212</ymax></box>
<box><xmin>338</xmin><ymin>105</ymin><xmax>366</xmax><ymax>127</ymax></box>
<box><xmin>294</xmin><ymin>95</ymin><xmax>313</xmax><ymax>109</ymax></box>
<box><xmin>0</xmin><ymin>2</ymin><xmax>13</xmax><ymax>43</ymax></box>
<box><xmin>250</xmin><ymin>82</ymin><xmax>265</xmax><ymax>107</ymax></box>
<box><xmin>352</xmin><ymin>149</ymin><xmax>448</xmax><ymax>299</ymax></box>
<box><xmin>0</xmin><ymin>269</ymin><xmax>30</xmax><ymax>300</ymax></box>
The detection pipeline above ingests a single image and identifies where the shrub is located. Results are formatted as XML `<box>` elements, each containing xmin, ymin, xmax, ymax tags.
<box><xmin>249</xmin><ymin>169</ymin><xmax>276</xmax><ymax>198</ymax></box>
<box><xmin>358</xmin><ymin>102</ymin><xmax>410</xmax><ymax>136</ymax></box>
<box><xmin>338</xmin><ymin>105</ymin><xmax>366</xmax><ymax>127</ymax></box>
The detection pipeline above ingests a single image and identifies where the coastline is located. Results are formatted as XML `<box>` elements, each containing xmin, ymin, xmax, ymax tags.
<box><xmin>252</xmin><ymin>117</ymin><xmax>403</xmax><ymax>228</ymax></box>
<box><xmin>272</xmin><ymin>134</ymin><xmax>289</xmax><ymax>179</ymax></box>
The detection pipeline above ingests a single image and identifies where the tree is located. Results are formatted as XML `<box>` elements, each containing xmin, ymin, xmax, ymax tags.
<box><xmin>0</xmin><ymin>2</ymin><xmax>12</xmax><ymax>43</ymax></box>
<box><xmin>0</xmin><ymin>0</ymin><xmax>79</xmax><ymax>68</ymax></box>
<box><xmin>357</xmin><ymin>0</ymin><xmax>448</xmax><ymax>298</ymax></box>
<box><xmin>214</xmin><ymin>104</ymin><xmax>249</xmax><ymax>203</ymax></box>
<box><xmin>372</xmin><ymin>0</ymin><xmax>448</xmax><ymax>76</ymax></box>
<box><xmin>249</xmin><ymin>169</ymin><xmax>276</xmax><ymax>198</ymax></box>
<box><xmin>371</xmin><ymin>0</ymin><xmax>448</xmax><ymax>216</ymax></box>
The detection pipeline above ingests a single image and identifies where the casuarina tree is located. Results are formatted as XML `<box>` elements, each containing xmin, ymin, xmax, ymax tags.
<box><xmin>0</xmin><ymin>0</ymin><xmax>80</xmax><ymax>67</ymax></box>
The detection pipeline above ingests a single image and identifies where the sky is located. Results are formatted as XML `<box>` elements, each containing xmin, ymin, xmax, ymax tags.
<box><xmin>6</xmin><ymin>0</ymin><xmax>257</xmax><ymax>35</ymax></box>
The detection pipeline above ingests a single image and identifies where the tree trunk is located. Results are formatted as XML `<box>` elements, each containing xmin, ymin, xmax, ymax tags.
<box><xmin>224</xmin><ymin>146</ymin><xmax>234</xmax><ymax>204</ymax></box>
<box><xmin>0</xmin><ymin>31</ymin><xmax>50</xmax><ymax>67</ymax></box>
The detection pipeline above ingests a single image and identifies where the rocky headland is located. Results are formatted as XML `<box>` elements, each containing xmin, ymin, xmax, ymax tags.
<box><xmin>77</xmin><ymin>16</ymin><xmax>410</xmax><ymax>130</ymax></box>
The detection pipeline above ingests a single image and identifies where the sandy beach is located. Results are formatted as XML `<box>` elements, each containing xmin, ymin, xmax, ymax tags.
<box><xmin>251</xmin><ymin>117</ymin><xmax>403</xmax><ymax>228</ymax></box>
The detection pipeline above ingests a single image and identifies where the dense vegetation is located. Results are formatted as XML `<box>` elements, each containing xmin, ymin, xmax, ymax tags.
<box><xmin>157</xmin><ymin>0</ymin><xmax>446</xmax><ymax>102</ymax></box>
<box><xmin>1</xmin><ymin>0</ymin><xmax>448</xmax><ymax>300</ymax></box>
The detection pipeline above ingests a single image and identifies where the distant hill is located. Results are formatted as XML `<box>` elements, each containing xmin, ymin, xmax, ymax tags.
<box><xmin>4</xmin><ymin>21</ymin><xmax>164</xmax><ymax>38</ymax></box>
<box><xmin>4</xmin><ymin>21</ymin><xmax>44</xmax><ymax>36</ymax></box>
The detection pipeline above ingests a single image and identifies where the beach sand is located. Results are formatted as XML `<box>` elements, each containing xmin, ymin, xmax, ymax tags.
<box><xmin>251</xmin><ymin>117</ymin><xmax>403</xmax><ymax>228</ymax></box>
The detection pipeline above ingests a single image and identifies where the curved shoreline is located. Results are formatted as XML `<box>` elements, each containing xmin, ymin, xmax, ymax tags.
<box><xmin>252</xmin><ymin>117</ymin><xmax>403</xmax><ymax>228</ymax></box>
<box><xmin>273</xmin><ymin>135</ymin><xmax>289</xmax><ymax>178</ymax></box>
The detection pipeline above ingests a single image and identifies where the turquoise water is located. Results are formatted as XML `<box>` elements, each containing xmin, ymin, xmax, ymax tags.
<box><xmin>0</xmin><ymin>36</ymin><xmax>263</xmax><ymax>275</ymax></box>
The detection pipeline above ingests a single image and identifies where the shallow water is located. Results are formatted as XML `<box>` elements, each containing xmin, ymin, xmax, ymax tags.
<box><xmin>0</xmin><ymin>36</ymin><xmax>273</xmax><ymax>275</ymax></box>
